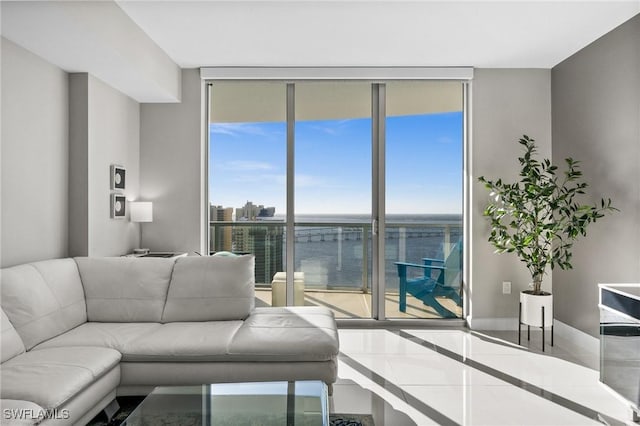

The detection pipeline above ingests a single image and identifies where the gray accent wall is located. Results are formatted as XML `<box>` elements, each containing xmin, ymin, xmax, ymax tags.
<box><xmin>1</xmin><ymin>38</ymin><xmax>69</xmax><ymax>267</ymax></box>
<box><xmin>140</xmin><ymin>69</ymin><xmax>204</xmax><ymax>254</ymax></box>
<box><xmin>68</xmin><ymin>74</ymin><xmax>89</xmax><ymax>257</ymax></box>
<box><xmin>471</xmin><ymin>69</ymin><xmax>552</xmax><ymax>328</ymax></box>
<box><xmin>552</xmin><ymin>14</ymin><xmax>640</xmax><ymax>337</ymax></box>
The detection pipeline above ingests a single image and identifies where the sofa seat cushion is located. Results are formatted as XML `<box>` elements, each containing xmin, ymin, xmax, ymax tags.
<box><xmin>0</xmin><ymin>347</ymin><xmax>121</xmax><ymax>410</ymax></box>
<box><xmin>122</xmin><ymin>321</ymin><xmax>243</xmax><ymax>362</ymax></box>
<box><xmin>0</xmin><ymin>399</ymin><xmax>45</xmax><ymax>425</ymax></box>
<box><xmin>31</xmin><ymin>323</ymin><xmax>161</xmax><ymax>353</ymax></box>
<box><xmin>227</xmin><ymin>307</ymin><xmax>339</xmax><ymax>362</ymax></box>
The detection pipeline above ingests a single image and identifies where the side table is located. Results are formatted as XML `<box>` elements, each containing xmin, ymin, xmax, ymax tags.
<box><xmin>124</xmin><ymin>252</ymin><xmax>188</xmax><ymax>259</ymax></box>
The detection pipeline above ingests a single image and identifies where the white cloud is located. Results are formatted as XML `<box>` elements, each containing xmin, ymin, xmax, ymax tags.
<box><xmin>308</xmin><ymin>119</ymin><xmax>355</xmax><ymax>136</ymax></box>
<box><xmin>221</xmin><ymin>160</ymin><xmax>275</xmax><ymax>172</ymax></box>
<box><xmin>296</xmin><ymin>174</ymin><xmax>327</xmax><ymax>188</ymax></box>
<box><xmin>227</xmin><ymin>173</ymin><xmax>325</xmax><ymax>188</ymax></box>
<box><xmin>231</xmin><ymin>173</ymin><xmax>285</xmax><ymax>185</ymax></box>
<box><xmin>210</xmin><ymin>123</ymin><xmax>274</xmax><ymax>138</ymax></box>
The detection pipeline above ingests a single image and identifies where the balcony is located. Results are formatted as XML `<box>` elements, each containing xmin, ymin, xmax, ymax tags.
<box><xmin>210</xmin><ymin>218</ymin><xmax>463</xmax><ymax>319</ymax></box>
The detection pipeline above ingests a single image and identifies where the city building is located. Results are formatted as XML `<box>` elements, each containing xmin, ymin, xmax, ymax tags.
<box><xmin>232</xmin><ymin>224</ymin><xmax>284</xmax><ymax>285</ymax></box>
<box><xmin>235</xmin><ymin>201</ymin><xmax>276</xmax><ymax>221</ymax></box>
<box><xmin>209</xmin><ymin>204</ymin><xmax>233</xmax><ymax>253</ymax></box>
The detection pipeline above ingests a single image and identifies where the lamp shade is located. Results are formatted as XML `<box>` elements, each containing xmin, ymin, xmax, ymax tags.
<box><xmin>130</xmin><ymin>201</ymin><xmax>153</xmax><ymax>222</ymax></box>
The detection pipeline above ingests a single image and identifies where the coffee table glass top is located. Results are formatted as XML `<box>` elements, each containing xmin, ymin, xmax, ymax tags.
<box><xmin>121</xmin><ymin>381</ymin><xmax>329</xmax><ymax>426</ymax></box>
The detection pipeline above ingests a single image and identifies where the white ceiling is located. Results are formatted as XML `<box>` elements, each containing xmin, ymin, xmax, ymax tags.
<box><xmin>1</xmin><ymin>1</ymin><xmax>181</xmax><ymax>102</ymax></box>
<box><xmin>117</xmin><ymin>0</ymin><xmax>640</xmax><ymax>68</ymax></box>
<box><xmin>2</xmin><ymin>1</ymin><xmax>639</xmax><ymax>102</ymax></box>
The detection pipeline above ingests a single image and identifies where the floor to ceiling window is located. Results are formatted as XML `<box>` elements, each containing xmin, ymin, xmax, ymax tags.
<box><xmin>208</xmin><ymin>78</ymin><xmax>466</xmax><ymax>320</ymax></box>
<box><xmin>385</xmin><ymin>82</ymin><xmax>463</xmax><ymax>319</ymax></box>
<box><xmin>294</xmin><ymin>82</ymin><xmax>372</xmax><ymax>318</ymax></box>
<box><xmin>208</xmin><ymin>82</ymin><xmax>287</xmax><ymax>289</ymax></box>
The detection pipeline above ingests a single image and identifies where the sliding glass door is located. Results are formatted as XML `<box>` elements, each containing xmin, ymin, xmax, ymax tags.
<box><xmin>385</xmin><ymin>82</ymin><xmax>464</xmax><ymax>319</ymax></box>
<box><xmin>294</xmin><ymin>82</ymin><xmax>372</xmax><ymax>318</ymax></box>
<box><xmin>208</xmin><ymin>80</ymin><xmax>465</xmax><ymax>319</ymax></box>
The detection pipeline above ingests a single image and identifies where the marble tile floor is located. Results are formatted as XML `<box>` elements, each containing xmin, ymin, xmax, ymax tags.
<box><xmin>334</xmin><ymin>328</ymin><xmax>636</xmax><ymax>426</ymax></box>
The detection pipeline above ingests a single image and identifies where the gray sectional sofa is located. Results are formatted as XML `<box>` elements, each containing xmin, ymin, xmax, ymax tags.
<box><xmin>0</xmin><ymin>256</ymin><xmax>339</xmax><ymax>425</ymax></box>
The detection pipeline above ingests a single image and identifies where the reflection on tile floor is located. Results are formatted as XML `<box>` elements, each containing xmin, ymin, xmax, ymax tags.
<box><xmin>335</xmin><ymin>328</ymin><xmax>635</xmax><ymax>426</ymax></box>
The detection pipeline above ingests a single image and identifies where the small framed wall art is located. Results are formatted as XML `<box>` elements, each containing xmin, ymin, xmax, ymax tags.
<box><xmin>110</xmin><ymin>164</ymin><xmax>126</xmax><ymax>191</ymax></box>
<box><xmin>111</xmin><ymin>194</ymin><xmax>126</xmax><ymax>219</ymax></box>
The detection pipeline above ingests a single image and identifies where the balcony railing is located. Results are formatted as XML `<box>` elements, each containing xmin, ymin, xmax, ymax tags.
<box><xmin>209</xmin><ymin>219</ymin><xmax>462</xmax><ymax>293</ymax></box>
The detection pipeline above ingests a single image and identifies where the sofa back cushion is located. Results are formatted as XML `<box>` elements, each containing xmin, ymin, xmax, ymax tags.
<box><xmin>76</xmin><ymin>257</ymin><xmax>174</xmax><ymax>322</ymax></box>
<box><xmin>0</xmin><ymin>259</ymin><xmax>87</xmax><ymax>350</ymax></box>
<box><xmin>1</xmin><ymin>308</ymin><xmax>25</xmax><ymax>363</ymax></box>
<box><xmin>161</xmin><ymin>255</ymin><xmax>255</xmax><ymax>322</ymax></box>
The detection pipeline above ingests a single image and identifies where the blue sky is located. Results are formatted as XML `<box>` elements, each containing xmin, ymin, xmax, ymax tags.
<box><xmin>209</xmin><ymin>111</ymin><xmax>462</xmax><ymax>215</ymax></box>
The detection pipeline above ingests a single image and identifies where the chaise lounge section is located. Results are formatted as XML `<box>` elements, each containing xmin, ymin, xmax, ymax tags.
<box><xmin>0</xmin><ymin>255</ymin><xmax>339</xmax><ymax>425</ymax></box>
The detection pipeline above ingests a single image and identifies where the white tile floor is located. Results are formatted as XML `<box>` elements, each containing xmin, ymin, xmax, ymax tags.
<box><xmin>333</xmin><ymin>328</ymin><xmax>637</xmax><ymax>426</ymax></box>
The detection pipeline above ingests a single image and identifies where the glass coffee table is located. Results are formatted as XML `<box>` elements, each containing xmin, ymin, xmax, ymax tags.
<box><xmin>121</xmin><ymin>381</ymin><xmax>329</xmax><ymax>426</ymax></box>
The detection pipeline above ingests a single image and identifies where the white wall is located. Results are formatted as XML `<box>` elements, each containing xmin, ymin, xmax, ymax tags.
<box><xmin>470</xmin><ymin>69</ymin><xmax>552</xmax><ymax>329</ymax></box>
<box><xmin>87</xmin><ymin>75</ymin><xmax>141</xmax><ymax>256</ymax></box>
<box><xmin>552</xmin><ymin>14</ymin><xmax>640</xmax><ymax>337</ymax></box>
<box><xmin>139</xmin><ymin>69</ymin><xmax>204</xmax><ymax>254</ymax></box>
<box><xmin>1</xmin><ymin>38</ymin><xmax>69</xmax><ymax>267</ymax></box>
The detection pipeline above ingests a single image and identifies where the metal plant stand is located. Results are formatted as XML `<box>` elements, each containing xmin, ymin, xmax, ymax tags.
<box><xmin>519</xmin><ymin>302</ymin><xmax>554</xmax><ymax>351</ymax></box>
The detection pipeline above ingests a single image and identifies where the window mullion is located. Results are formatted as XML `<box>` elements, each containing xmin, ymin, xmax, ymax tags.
<box><xmin>371</xmin><ymin>83</ymin><xmax>386</xmax><ymax>320</ymax></box>
<box><xmin>285</xmin><ymin>83</ymin><xmax>295</xmax><ymax>306</ymax></box>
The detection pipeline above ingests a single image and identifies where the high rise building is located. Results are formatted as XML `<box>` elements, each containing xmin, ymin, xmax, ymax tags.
<box><xmin>236</xmin><ymin>201</ymin><xmax>275</xmax><ymax>220</ymax></box>
<box><xmin>209</xmin><ymin>205</ymin><xmax>233</xmax><ymax>253</ymax></box>
<box><xmin>233</xmin><ymin>224</ymin><xmax>284</xmax><ymax>285</ymax></box>
<box><xmin>258</xmin><ymin>207</ymin><xmax>276</xmax><ymax>217</ymax></box>
<box><xmin>210</xmin><ymin>201</ymin><xmax>283</xmax><ymax>283</ymax></box>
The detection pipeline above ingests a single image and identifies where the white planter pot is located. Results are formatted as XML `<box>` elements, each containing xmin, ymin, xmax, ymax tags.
<box><xmin>520</xmin><ymin>291</ymin><xmax>553</xmax><ymax>328</ymax></box>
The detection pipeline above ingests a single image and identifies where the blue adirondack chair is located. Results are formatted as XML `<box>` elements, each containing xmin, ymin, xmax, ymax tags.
<box><xmin>394</xmin><ymin>241</ymin><xmax>462</xmax><ymax>318</ymax></box>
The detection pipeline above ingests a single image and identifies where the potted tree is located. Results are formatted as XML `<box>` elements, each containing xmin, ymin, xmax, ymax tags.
<box><xmin>478</xmin><ymin>135</ymin><xmax>616</xmax><ymax>341</ymax></box>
